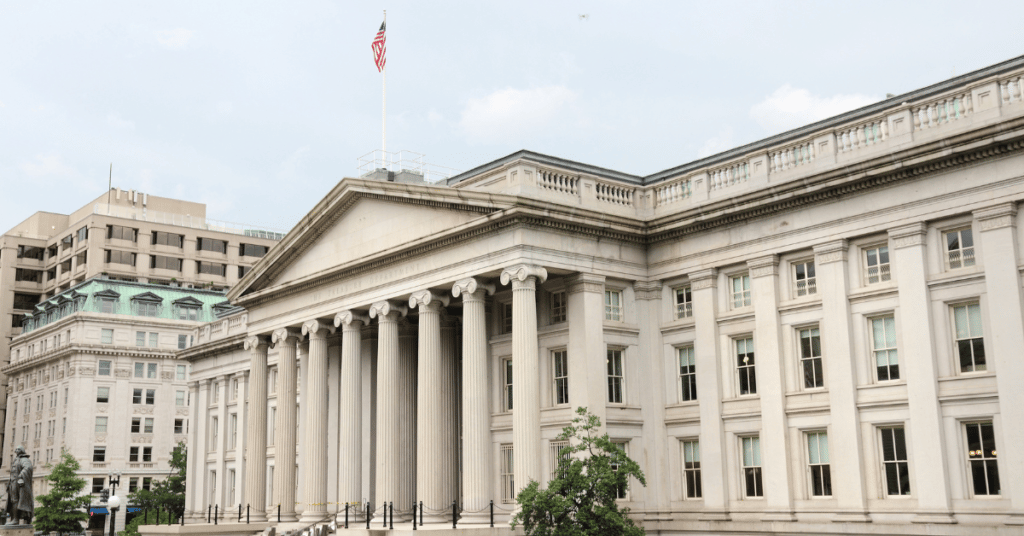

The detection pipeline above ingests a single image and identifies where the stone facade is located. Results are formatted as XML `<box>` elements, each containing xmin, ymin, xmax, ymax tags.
<box><xmin>180</xmin><ymin>57</ymin><xmax>1024</xmax><ymax>534</ymax></box>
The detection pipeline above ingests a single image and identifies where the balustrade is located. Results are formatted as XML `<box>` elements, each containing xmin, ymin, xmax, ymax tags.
<box><xmin>655</xmin><ymin>177</ymin><xmax>692</xmax><ymax>206</ymax></box>
<box><xmin>770</xmin><ymin>142</ymin><xmax>814</xmax><ymax>173</ymax></box>
<box><xmin>538</xmin><ymin>170</ymin><xmax>579</xmax><ymax>196</ymax></box>
<box><xmin>595</xmin><ymin>181</ymin><xmax>634</xmax><ymax>206</ymax></box>
<box><xmin>1002</xmin><ymin>75</ymin><xmax>1024</xmax><ymax>105</ymax></box>
<box><xmin>709</xmin><ymin>162</ymin><xmax>749</xmax><ymax>191</ymax></box>
<box><xmin>837</xmin><ymin>118</ymin><xmax>888</xmax><ymax>153</ymax></box>
<box><xmin>913</xmin><ymin>92</ymin><xmax>972</xmax><ymax>131</ymax></box>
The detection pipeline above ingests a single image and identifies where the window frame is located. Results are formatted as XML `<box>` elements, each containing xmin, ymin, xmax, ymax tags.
<box><xmin>870</xmin><ymin>314</ymin><xmax>900</xmax><ymax>382</ymax></box>
<box><xmin>610</xmin><ymin>439</ymin><xmax>631</xmax><ymax>500</ymax></box>
<box><xmin>862</xmin><ymin>243</ymin><xmax>891</xmax><ymax>286</ymax></box>
<box><xmin>681</xmin><ymin>439</ymin><xmax>702</xmax><ymax>499</ymax></box>
<box><xmin>879</xmin><ymin>426</ymin><xmax>911</xmax><ymax>497</ymax></box>
<box><xmin>502</xmin><ymin>357</ymin><xmax>513</xmax><ymax>412</ymax></box>
<box><xmin>943</xmin><ymin>226</ymin><xmax>976</xmax><ymax>270</ymax></box>
<box><xmin>964</xmin><ymin>421</ymin><xmax>1001</xmax><ymax>497</ymax></box>
<box><xmin>951</xmin><ymin>302</ymin><xmax>986</xmax><ymax>374</ymax></box>
<box><xmin>100</xmin><ymin>329</ymin><xmax>114</xmax><ymax>345</ymax></box>
<box><xmin>674</xmin><ymin>286</ymin><xmax>693</xmax><ymax>319</ymax></box>
<box><xmin>96</xmin><ymin>386</ymin><xmax>110</xmax><ymax>403</ymax></box>
<box><xmin>792</xmin><ymin>259</ymin><xmax>817</xmax><ymax>298</ymax></box>
<box><xmin>677</xmin><ymin>345</ymin><xmax>697</xmax><ymax>402</ymax></box>
<box><xmin>604</xmin><ymin>289</ymin><xmax>623</xmax><ymax>321</ymax></box>
<box><xmin>798</xmin><ymin>326</ymin><xmax>824</xmax><ymax>390</ymax></box>
<box><xmin>741</xmin><ymin>436</ymin><xmax>763</xmax><ymax>498</ymax></box>
<box><xmin>735</xmin><ymin>337</ymin><xmax>756</xmax><ymax>396</ymax></box>
<box><xmin>805</xmin><ymin>430</ymin><xmax>832</xmax><ymax>497</ymax></box>
<box><xmin>552</xmin><ymin>349</ymin><xmax>569</xmax><ymax>406</ymax></box>
<box><xmin>550</xmin><ymin>290</ymin><xmax>567</xmax><ymax>324</ymax></box>
<box><xmin>606</xmin><ymin>347</ymin><xmax>625</xmax><ymax>404</ymax></box>
<box><xmin>730</xmin><ymin>273</ymin><xmax>751</xmax><ymax>309</ymax></box>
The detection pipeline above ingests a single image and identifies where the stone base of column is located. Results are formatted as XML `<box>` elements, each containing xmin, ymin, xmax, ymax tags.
<box><xmin>911</xmin><ymin>512</ymin><xmax>957</xmax><ymax>524</ymax></box>
<box><xmin>299</xmin><ymin>509</ymin><xmax>327</xmax><ymax>524</ymax></box>
<box><xmin>247</xmin><ymin>512</ymin><xmax>268</xmax><ymax>523</ymax></box>
<box><xmin>832</xmin><ymin>512</ymin><xmax>871</xmax><ymax>523</ymax></box>
<box><xmin>760</xmin><ymin>511</ymin><xmax>796</xmax><ymax>522</ymax></box>
<box><xmin>459</xmin><ymin>512</ymin><xmax>493</xmax><ymax>525</ymax></box>
<box><xmin>278</xmin><ymin>512</ymin><xmax>298</xmax><ymax>523</ymax></box>
<box><xmin>1005</xmin><ymin>514</ymin><xmax>1024</xmax><ymax>525</ymax></box>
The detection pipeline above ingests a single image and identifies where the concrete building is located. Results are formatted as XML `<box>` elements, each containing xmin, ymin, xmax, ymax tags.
<box><xmin>174</xmin><ymin>56</ymin><xmax>1024</xmax><ymax>536</ymax></box>
<box><xmin>0</xmin><ymin>190</ymin><xmax>283</xmax><ymax>456</ymax></box>
<box><xmin>2</xmin><ymin>277</ymin><xmax>234</xmax><ymax>533</ymax></box>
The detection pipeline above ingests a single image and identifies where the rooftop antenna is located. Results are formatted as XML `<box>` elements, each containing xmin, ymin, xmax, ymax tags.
<box><xmin>107</xmin><ymin>163</ymin><xmax>112</xmax><ymax>215</ymax></box>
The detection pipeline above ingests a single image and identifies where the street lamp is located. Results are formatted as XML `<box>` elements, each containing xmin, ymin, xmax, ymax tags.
<box><xmin>107</xmin><ymin>495</ymin><xmax>121</xmax><ymax>536</ymax></box>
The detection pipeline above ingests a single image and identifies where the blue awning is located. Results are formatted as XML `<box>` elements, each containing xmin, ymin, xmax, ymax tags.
<box><xmin>90</xmin><ymin>507</ymin><xmax>108</xmax><ymax>514</ymax></box>
<box><xmin>127</xmin><ymin>507</ymin><xmax>141</xmax><ymax>513</ymax></box>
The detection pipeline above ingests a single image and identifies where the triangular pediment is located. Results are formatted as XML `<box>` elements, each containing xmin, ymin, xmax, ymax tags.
<box><xmin>173</xmin><ymin>296</ymin><xmax>205</xmax><ymax>307</ymax></box>
<box><xmin>229</xmin><ymin>178</ymin><xmax>512</xmax><ymax>300</ymax></box>
<box><xmin>131</xmin><ymin>291</ymin><xmax>164</xmax><ymax>303</ymax></box>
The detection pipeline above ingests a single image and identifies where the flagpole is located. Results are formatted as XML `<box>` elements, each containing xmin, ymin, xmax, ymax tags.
<box><xmin>382</xmin><ymin>10</ymin><xmax>387</xmax><ymax>171</ymax></box>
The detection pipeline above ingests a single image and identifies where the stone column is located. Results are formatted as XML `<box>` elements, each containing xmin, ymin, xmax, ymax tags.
<box><xmin>368</xmin><ymin>301</ymin><xmax>407</xmax><ymax>516</ymax></box>
<box><xmin>974</xmin><ymin>204</ymin><xmax>1024</xmax><ymax>524</ymax></box>
<box><xmin>888</xmin><ymin>223</ymin><xmax>954</xmax><ymax>523</ymax></box>
<box><xmin>566</xmin><ymin>273</ymin><xmax>608</xmax><ymax>429</ymax></box>
<box><xmin>452</xmin><ymin>278</ymin><xmax>495</xmax><ymax>523</ymax></box>
<box><xmin>409</xmin><ymin>290</ymin><xmax>454</xmax><ymax>523</ymax></box>
<box><xmin>748</xmin><ymin>255</ymin><xmax>794</xmax><ymax>521</ymax></box>
<box><xmin>272</xmin><ymin>328</ymin><xmax>302</xmax><ymax>523</ymax></box>
<box><xmin>186</xmin><ymin>380</ymin><xmax>202</xmax><ymax>521</ymax></box>
<box><xmin>242</xmin><ymin>336</ymin><xmax>270</xmax><ymax>522</ymax></box>
<box><xmin>335</xmin><ymin>310</ymin><xmax>369</xmax><ymax>520</ymax></box>
<box><xmin>300</xmin><ymin>320</ymin><xmax>335</xmax><ymax>523</ymax></box>
<box><xmin>397</xmin><ymin>317</ymin><xmax>418</xmax><ymax>518</ymax></box>
<box><xmin>500</xmin><ymin>264</ymin><xmax>547</xmax><ymax>502</ymax></box>
<box><xmin>296</xmin><ymin>339</ymin><xmax>309</xmax><ymax>514</ymax></box>
<box><xmin>690</xmin><ymin>269</ymin><xmax>729</xmax><ymax>521</ymax></box>
<box><xmin>813</xmin><ymin>240</ymin><xmax>870</xmax><ymax>522</ymax></box>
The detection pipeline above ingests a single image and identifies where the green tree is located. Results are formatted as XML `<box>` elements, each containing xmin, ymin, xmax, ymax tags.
<box><xmin>120</xmin><ymin>442</ymin><xmax>187</xmax><ymax>536</ymax></box>
<box><xmin>512</xmin><ymin>408</ymin><xmax>646</xmax><ymax>536</ymax></box>
<box><xmin>34</xmin><ymin>449</ymin><xmax>91</xmax><ymax>536</ymax></box>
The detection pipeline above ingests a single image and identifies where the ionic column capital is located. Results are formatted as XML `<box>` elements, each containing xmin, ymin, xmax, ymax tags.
<box><xmin>975</xmin><ymin>202</ymin><xmax>1018</xmax><ymax>232</ymax></box>
<box><xmin>888</xmin><ymin>222</ymin><xmax>928</xmax><ymax>249</ymax></box>
<box><xmin>244</xmin><ymin>335</ymin><xmax>270</xmax><ymax>351</ymax></box>
<box><xmin>271</xmin><ymin>328</ymin><xmax>303</xmax><ymax>347</ymax></box>
<box><xmin>813</xmin><ymin>239</ymin><xmax>848</xmax><ymax>265</ymax></box>
<box><xmin>451</xmin><ymin>278</ymin><xmax>495</xmax><ymax>301</ymax></box>
<box><xmin>500</xmin><ymin>264</ymin><xmax>548</xmax><ymax>287</ymax></box>
<box><xmin>409</xmin><ymin>290</ymin><xmax>450</xmax><ymax>311</ymax></box>
<box><xmin>369</xmin><ymin>300</ymin><xmax>408</xmax><ymax>321</ymax></box>
<box><xmin>747</xmin><ymin>255</ymin><xmax>779</xmax><ymax>278</ymax></box>
<box><xmin>301</xmin><ymin>320</ymin><xmax>336</xmax><ymax>340</ymax></box>
<box><xmin>334</xmin><ymin>310</ymin><xmax>370</xmax><ymax>331</ymax></box>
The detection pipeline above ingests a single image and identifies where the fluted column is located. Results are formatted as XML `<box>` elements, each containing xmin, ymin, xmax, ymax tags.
<box><xmin>452</xmin><ymin>278</ymin><xmax>495</xmax><ymax>523</ymax></box>
<box><xmin>397</xmin><ymin>317</ymin><xmax>418</xmax><ymax>519</ymax></box>
<box><xmin>242</xmin><ymin>336</ymin><xmax>270</xmax><ymax>522</ymax></box>
<box><xmin>368</xmin><ymin>301</ymin><xmax>407</xmax><ymax>516</ymax></box>
<box><xmin>272</xmin><ymin>328</ymin><xmax>302</xmax><ymax>523</ymax></box>
<box><xmin>409</xmin><ymin>290</ymin><xmax>453</xmax><ymax>522</ymax></box>
<box><xmin>500</xmin><ymin>264</ymin><xmax>547</xmax><ymax>504</ymax></box>
<box><xmin>335</xmin><ymin>311</ymin><xmax>369</xmax><ymax>520</ymax></box>
<box><xmin>300</xmin><ymin>320</ymin><xmax>335</xmax><ymax>523</ymax></box>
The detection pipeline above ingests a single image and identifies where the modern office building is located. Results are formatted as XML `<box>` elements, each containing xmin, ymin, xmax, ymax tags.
<box><xmin>176</xmin><ymin>55</ymin><xmax>1024</xmax><ymax>536</ymax></box>
<box><xmin>0</xmin><ymin>190</ymin><xmax>283</xmax><ymax>456</ymax></box>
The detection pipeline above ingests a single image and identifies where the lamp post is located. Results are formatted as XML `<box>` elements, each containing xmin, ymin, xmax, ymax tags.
<box><xmin>107</xmin><ymin>472</ymin><xmax>122</xmax><ymax>536</ymax></box>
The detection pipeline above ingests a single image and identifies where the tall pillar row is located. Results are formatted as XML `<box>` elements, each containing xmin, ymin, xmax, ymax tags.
<box><xmin>300</xmin><ymin>320</ymin><xmax>335</xmax><ymax>523</ymax></box>
<box><xmin>368</xmin><ymin>301</ymin><xmax>407</xmax><ymax>515</ymax></box>
<box><xmin>242</xmin><ymin>336</ymin><xmax>270</xmax><ymax>522</ymax></box>
<box><xmin>335</xmin><ymin>310</ymin><xmax>368</xmax><ymax>520</ymax></box>
<box><xmin>397</xmin><ymin>316</ymin><xmax>418</xmax><ymax>518</ymax></box>
<box><xmin>272</xmin><ymin>328</ymin><xmax>302</xmax><ymax>523</ymax></box>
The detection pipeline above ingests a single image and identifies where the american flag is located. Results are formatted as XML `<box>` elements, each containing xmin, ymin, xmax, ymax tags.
<box><xmin>372</xmin><ymin>21</ymin><xmax>386</xmax><ymax>72</ymax></box>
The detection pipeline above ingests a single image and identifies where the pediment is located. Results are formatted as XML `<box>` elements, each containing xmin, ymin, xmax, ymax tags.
<box><xmin>131</xmin><ymin>292</ymin><xmax>164</xmax><ymax>303</ymax></box>
<box><xmin>172</xmin><ymin>296</ymin><xmax>204</xmax><ymax>307</ymax></box>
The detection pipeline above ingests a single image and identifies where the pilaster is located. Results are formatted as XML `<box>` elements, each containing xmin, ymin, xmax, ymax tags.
<box><xmin>566</xmin><ymin>272</ymin><xmax>607</xmax><ymax>428</ymax></box>
<box><xmin>634</xmin><ymin>279</ymin><xmax>671</xmax><ymax>520</ymax></box>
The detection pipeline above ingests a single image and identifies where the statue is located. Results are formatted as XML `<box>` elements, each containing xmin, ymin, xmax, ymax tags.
<box><xmin>5</xmin><ymin>446</ymin><xmax>33</xmax><ymax>525</ymax></box>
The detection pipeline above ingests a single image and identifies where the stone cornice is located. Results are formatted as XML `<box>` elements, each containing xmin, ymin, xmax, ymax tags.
<box><xmin>813</xmin><ymin>240</ymin><xmax>849</xmax><ymax>265</ymax></box>
<box><xmin>3</xmin><ymin>344</ymin><xmax>180</xmax><ymax>375</ymax></box>
<box><xmin>975</xmin><ymin>202</ymin><xmax>1018</xmax><ymax>231</ymax></box>
<box><xmin>889</xmin><ymin>222</ymin><xmax>929</xmax><ymax>249</ymax></box>
<box><xmin>566</xmin><ymin>273</ymin><xmax>605</xmax><ymax>295</ymax></box>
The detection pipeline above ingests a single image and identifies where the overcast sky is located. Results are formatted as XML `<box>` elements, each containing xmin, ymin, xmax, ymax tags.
<box><xmin>3</xmin><ymin>1</ymin><xmax>1023</xmax><ymax>234</ymax></box>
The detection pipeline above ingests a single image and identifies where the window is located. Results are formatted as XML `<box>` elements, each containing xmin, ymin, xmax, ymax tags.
<box><xmin>675</xmin><ymin>286</ymin><xmax>692</xmax><ymax>319</ymax></box>
<box><xmin>14</xmin><ymin>269</ymin><xmax>42</xmax><ymax>283</ymax></box>
<box><xmin>230</xmin><ymin>414</ymin><xmax>238</xmax><ymax>448</ymax></box>
<box><xmin>502</xmin><ymin>358</ymin><xmax>513</xmax><ymax>411</ymax></box>
<box><xmin>736</xmin><ymin>337</ymin><xmax>756</xmax><ymax>395</ymax></box>
<box><xmin>678</xmin><ymin>346</ymin><xmax>697</xmax><ymax>402</ymax></box>
<box><xmin>77</xmin><ymin>226</ymin><xmax>88</xmax><ymax>243</ymax></box>
<box><xmin>135</xmin><ymin>301</ymin><xmax>160</xmax><ymax>317</ymax></box>
<box><xmin>793</xmin><ymin>260</ymin><xmax>816</xmax><ymax>297</ymax></box>
<box><xmin>605</xmin><ymin>290</ymin><xmax>622</xmax><ymax>321</ymax></box>
<box><xmin>240</xmin><ymin>243</ymin><xmax>269</xmax><ymax>257</ymax></box>
<box><xmin>176</xmin><ymin>305</ymin><xmax>200</xmax><ymax>321</ymax></box>
<box><xmin>742</xmin><ymin>436</ymin><xmax>763</xmax><ymax>497</ymax></box>
<box><xmin>731</xmin><ymin>274</ymin><xmax>751</xmax><ymax>308</ymax></box>
<box><xmin>94</xmin><ymin>416</ymin><xmax>107</xmax><ymax>433</ymax></box>
<box><xmin>500</xmin><ymin>444</ymin><xmax>514</xmax><ymax>504</ymax></box>
<box><xmin>197</xmin><ymin>261</ymin><xmax>227</xmax><ymax>276</ymax></box>
<box><xmin>149</xmin><ymin>333</ymin><xmax>158</xmax><ymax>349</ymax></box>
<box><xmin>682</xmin><ymin>440</ymin><xmax>702</xmax><ymax>499</ymax></box>
<box><xmin>238</xmin><ymin>265</ymin><xmax>252</xmax><ymax>278</ymax></box>
<box><xmin>17</xmin><ymin>245</ymin><xmax>45</xmax><ymax>260</ymax></box>
<box><xmin>177</xmin><ymin>365</ymin><xmax>187</xmax><ymax>380</ymax></box>
<box><xmin>549</xmin><ymin>440</ymin><xmax>571</xmax><ymax>481</ymax></box>
<box><xmin>607</xmin><ymin>349</ymin><xmax>624</xmax><ymax>403</ymax></box>
<box><xmin>152</xmin><ymin>232</ymin><xmax>183</xmax><ymax>248</ymax></box>
<box><xmin>175</xmin><ymin>419</ymin><xmax>185</xmax><ymax>434</ymax></box>
<box><xmin>953</xmin><ymin>303</ymin><xmax>986</xmax><ymax>373</ymax></box>
<box><xmin>136</xmin><ymin>331</ymin><xmax>146</xmax><ymax>347</ymax></box>
<box><xmin>105</xmin><ymin>250</ymin><xmax>136</xmax><ymax>266</ymax></box>
<box><xmin>143</xmin><ymin>477</ymin><xmax>152</xmax><ymax>490</ymax></box>
<box><xmin>147</xmin><ymin>362</ymin><xmax>157</xmax><ymax>377</ymax></box>
<box><xmin>178</xmin><ymin>335</ymin><xmax>188</xmax><ymax>350</ymax></box>
<box><xmin>97</xmin><ymin>297</ymin><xmax>117</xmax><ymax>314</ymax></box>
<box><xmin>93</xmin><ymin>446</ymin><xmax>106</xmax><ymax>462</ymax></box>
<box><xmin>129</xmin><ymin>478</ymin><xmax>138</xmax><ymax>493</ymax></box>
<box><xmin>211</xmin><ymin>417</ymin><xmax>219</xmax><ymax>450</ymax></box>
<box><xmin>880</xmin><ymin>427</ymin><xmax>910</xmax><ymax>496</ymax></box>
<box><xmin>92</xmin><ymin>477</ymin><xmax>105</xmax><ymax>494</ymax></box>
<box><xmin>130</xmin><ymin>447</ymin><xmax>139</xmax><ymax>462</ymax></box>
<box><xmin>552</xmin><ymin>350</ymin><xmax>569</xmax><ymax>405</ymax></box>
<box><xmin>143</xmin><ymin>417</ymin><xmax>154</xmax><ymax>434</ymax></box>
<box><xmin>945</xmin><ymin>227</ymin><xmax>976</xmax><ymax>269</ymax></box>
<box><xmin>229</xmin><ymin>469</ymin><xmax>236</xmax><ymax>504</ymax></box>
<box><xmin>799</xmin><ymin>327</ymin><xmax>824</xmax><ymax>389</ymax></box>
<box><xmin>197</xmin><ymin>237</ymin><xmax>228</xmax><ymax>253</ymax></box>
<box><xmin>551</xmin><ymin>291</ymin><xmax>567</xmax><ymax>323</ymax></box>
<box><xmin>501</xmin><ymin>302</ymin><xmax>513</xmax><ymax>334</ymax></box>
<box><xmin>98</xmin><ymin>360</ymin><xmax>111</xmax><ymax>376</ymax></box>
<box><xmin>872</xmin><ymin>316</ymin><xmax>899</xmax><ymax>381</ymax></box>
<box><xmin>131</xmin><ymin>418</ymin><xmax>141</xmax><ymax>434</ymax></box>
<box><xmin>134</xmin><ymin>363</ymin><xmax>145</xmax><ymax>378</ymax></box>
<box><xmin>101</xmin><ymin>329</ymin><xmax>113</xmax><ymax>344</ymax></box>
<box><xmin>133</xmin><ymin>388</ymin><xmax>143</xmax><ymax>404</ymax></box>
<box><xmin>806</xmin><ymin>431</ymin><xmax>831</xmax><ymax>497</ymax></box>
<box><xmin>965</xmin><ymin>422</ymin><xmax>1000</xmax><ymax>496</ymax></box>
<box><xmin>146</xmin><ymin>389</ymin><xmax>155</xmax><ymax>404</ymax></box>
<box><xmin>150</xmin><ymin>255</ymin><xmax>183</xmax><ymax>271</ymax></box>
<box><xmin>96</xmin><ymin>387</ymin><xmax>110</xmax><ymax>403</ymax></box>
<box><xmin>176</xmin><ymin>390</ymin><xmax>186</xmax><ymax>406</ymax></box>
<box><xmin>611</xmin><ymin>440</ymin><xmax>630</xmax><ymax>499</ymax></box>
<box><xmin>107</xmin><ymin>225</ymin><xmax>138</xmax><ymax>242</ymax></box>
<box><xmin>864</xmin><ymin>245</ymin><xmax>891</xmax><ymax>285</ymax></box>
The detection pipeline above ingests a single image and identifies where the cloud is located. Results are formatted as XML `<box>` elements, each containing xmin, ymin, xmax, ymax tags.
<box><xmin>106</xmin><ymin>113</ymin><xmax>135</xmax><ymax>130</ymax></box>
<box><xmin>19</xmin><ymin>154</ymin><xmax>81</xmax><ymax>179</ymax></box>
<box><xmin>460</xmin><ymin>86</ymin><xmax>577</xmax><ymax>143</ymax></box>
<box><xmin>750</xmin><ymin>85</ymin><xmax>879</xmax><ymax>134</ymax></box>
<box><xmin>155</xmin><ymin>28</ymin><xmax>194</xmax><ymax>50</ymax></box>
<box><xmin>697</xmin><ymin>127</ymin><xmax>735</xmax><ymax>158</ymax></box>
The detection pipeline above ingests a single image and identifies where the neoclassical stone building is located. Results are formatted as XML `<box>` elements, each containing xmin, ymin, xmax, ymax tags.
<box><xmin>176</xmin><ymin>56</ymin><xmax>1024</xmax><ymax>535</ymax></box>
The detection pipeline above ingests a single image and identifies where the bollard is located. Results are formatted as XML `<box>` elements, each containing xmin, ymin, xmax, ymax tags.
<box><xmin>278</xmin><ymin>504</ymin><xmax>281</xmax><ymax>523</ymax></box>
<box><xmin>157</xmin><ymin>507</ymin><xmax>161</xmax><ymax>524</ymax></box>
<box><xmin>214</xmin><ymin>505</ymin><xmax>218</xmax><ymax>525</ymax></box>
<box><xmin>419</xmin><ymin>501</ymin><xmax>423</xmax><ymax>527</ymax></box>
<box><xmin>452</xmin><ymin>500</ymin><xmax>457</xmax><ymax>529</ymax></box>
<box><xmin>344</xmin><ymin>503</ymin><xmax>349</xmax><ymax>529</ymax></box>
<box><xmin>247</xmin><ymin>504</ymin><xmax>250</xmax><ymax>524</ymax></box>
<box><xmin>207</xmin><ymin>505</ymin><xmax>211</xmax><ymax>523</ymax></box>
<box><xmin>238</xmin><ymin>504</ymin><xmax>241</xmax><ymax>523</ymax></box>
<box><xmin>490</xmin><ymin>499</ymin><xmax>494</xmax><ymax>528</ymax></box>
<box><xmin>181</xmin><ymin>510</ymin><xmax>185</xmax><ymax>526</ymax></box>
<box><xmin>382</xmin><ymin>502</ymin><xmax>387</xmax><ymax>528</ymax></box>
<box><xmin>412</xmin><ymin>502</ymin><xmax>416</xmax><ymax>531</ymax></box>
<box><xmin>389</xmin><ymin>501</ymin><xmax>393</xmax><ymax>530</ymax></box>
<box><xmin>366</xmin><ymin>502</ymin><xmax>370</xmax><ymax>530</ymax></box>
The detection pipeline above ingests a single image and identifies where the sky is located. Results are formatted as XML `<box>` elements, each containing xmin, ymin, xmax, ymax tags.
<box><xmin>2</xmin><ymin>1</ymin><xmax>1023</xmax><ymax>234</ymax></box>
